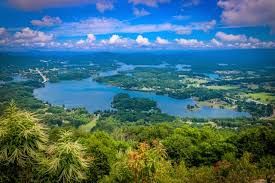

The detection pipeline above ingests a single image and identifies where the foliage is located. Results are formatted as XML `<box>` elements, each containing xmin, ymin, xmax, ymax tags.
<box><xmin>0</xmin><ymin>101</ymin><xmax>47</xmax><ymax>182</ymax></box>
<box><xmin>0</xmin><ymin>52</ymin><xmax>275</xmax><ymax>182</ymax></box>
<box><xmin>107</xmin><ymin>93</ymin><xmax>175</xmax><ymax>123</ymax></box>
<box><xmin>39</xmin><ymin>130</ymin><xmax>90</xmax><ymax>183</ymax></box>
<box><xmin>0</xmin><ymin>102</ymin><xmax>274</xmax><ymax>182</ymax></box>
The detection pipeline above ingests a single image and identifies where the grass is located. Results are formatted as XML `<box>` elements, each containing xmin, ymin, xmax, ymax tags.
<box><xmin>246</xmin><ymin>92</ymin><xmax>275</xmax><ymax>104</ymax></box>
<box><xmin>184</xmin><ymin>78</ymin><xmax>208</xmax><ymax>84</ymax></box>
<box><xmin>79</xmin><ymin>118</ymin><xmax>97</xmax><ymax>133</ymax></box>
<box><xmin>197</xmin><ymin>99</ymin><xmax>236</xmax><ymax>110</ymax></box>
<box><xmin>246</xmin><ymin>84</ymin><xmax>259</xmax><ymax>90</ymax></box>
<box><xmin>206</xmin><ymin>85</ymin><xmax>238</xmax><ymax>90</ymax></box>
<box><xmin>181</xmin><ymin>78</ymin><xmax>208</xmax><ymax>88</ymax></box>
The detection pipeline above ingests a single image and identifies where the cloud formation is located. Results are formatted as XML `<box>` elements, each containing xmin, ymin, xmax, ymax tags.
<box><xmin>214</xmin><ymin>31</ymin><xmax>275</xmax><ymax>48</ymax></box>
<box><xmin>75</xmin><ymin>33</ymin><xmax>96</xmax><ymax>49</ymax></box>
<box><xmin>103</xmin><ymin>35</ymin><xmax>129</xmax><ymax>45</ymax></box>
<box><xmin>190</xmin><ymin>20</ymin><xmax>216</xmax><ymax>32</ymax></box>
<box><xmin>14</xmin><ymin>27</ymin><xmax>53</xmax><ymax>43</ymax></box>
<box><xmin>52</xmin><ymin>17</ymin><xmax>216</xmax><ymax>37</ymax></box>
<box><xmin>96</xmin><ymin>0</ymin><xmax>114</xmax><ymax>13</ymax></box>
<box><xmin>181</xmin><ymin>0</ymin><xmax>200</xmax><ymax>7</ymax></box>
<box><xmin>31</xmin><ymin>16</ymin><xmax>62</xmax><ymax>26</ymax></box>
<box><xmin>175</xmin><ymin>38</ymin><xmax>204</xmax><ymax>47</ymax></box>
<box><xmin>133</xmin><ymin>8</ymin><xmax>150</xmax><ymax>17</ymax></box>
<box><xmin>1</xmin><ymin>27</ymin><xmax>274</xmax><ymax>50</ymax></box>
<box><xmin>211</xmin><ymin>38</ymin><xmax>223</xmax><ymax>47</ymax></box>
<box><xmin>218</xmin><ymin>0</ymin><xmax>275</xmax><ymax>32</ymax></box>
<box><xmin>0</xmin><ymin>27</ymin><xmax>8</xmax><ymax>45</ymax></box>
<box><xmin>87</xmin><ymin>34</ymin><xmax>96</xmax><ymax>43</ymax></box>
<box><xmin>128</xmin><ymin>0</ymin><xmax>170</xmax><ymax>7</ymax></box>
<box><xmin>173</xmin><ymin>15</ymin><xmax>190</xmax><ymax>21</ymax></box>
<box><xmin>0</xmin><ymin>27</ymin><xmax>7</xmax><ymax>36</ymax></box>
<box><xmin>215</xmin><ymin>31</ymin><xmax>247</xmax><ymax>42</ymax></box>
<box><xmin>156</xmin><ymin>36</ymin><xmax>169</xmax><ymax>45</ymax></box>
<box><xmin>8</xmin><ymin>0</ymin><xmax>114</xmax><ymax>12</ymax></box>
<box><xmin>10</xmin><ymin>27</ymin><xmax>54</xmax><ymax>47</ymax></box>
<box><xmin>136</xmin><ymin>35</ymin><xmax>150</xmax><ymax>46</ymax></box>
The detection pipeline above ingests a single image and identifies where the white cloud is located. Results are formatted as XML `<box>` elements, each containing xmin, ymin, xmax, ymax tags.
<box><xmin>31</xmin><ymin>16</ymin><xmax>62</xmax><ymax>26</ymax></box>
<box><xmin>3</xmin><ymin>32</ymin><xmax>275</xmax><ymax>50</ymax></box>
<box><xmin>8</xmin><ymin>0</ymin><xmax>115</xmax><ymax>13</ymax></box>
<box><xmin>0</xmin><ymin>27</ymin><xmax>7</xmax><ymax>36</ymax></box>
<box><xmin>75</xmin><ymin>34</ymin><xmax>96</xmax><ymax>47</ymax></box>
<box><xmin>175</xmin><ymin>38</ymin><xmax>204</xmax><ymax>47</ymax></box>
<box><xmin>257</xmin><ymin>41</ymin><xmax>275</xmax><ymax>48</ymax></box>
<box><xmin>87</xmin><ymin>33</ymin><xmax>96</xmax><ymax>43</ymax></box>
<box><xmin>47</xmin><ymin>41</ymin><xmax>62</xmax><ymax>48</ymax></box>
<box><xmin>248</xmin><ymin>37</ymin><xmax>260</xmax><ymax>43</ymax></box>
<box><xmin>238</xmin><ymin>39</ymin><xmax>275</xmax><ymax>48</ymax></box>
<box><xmin>62</xmin><ymin>42</ymin><xmax>74</xmax><ymax>48</ymax></box>
<box><xmin>14</xmin><ymin>27</ymin><xmax>53</xmax><ymax>45</ymax></box>
<box><xmin>156</xmin><ymin>36</ymin><xmax>169</xmax><ymax>45</ymax></box>
<box><xmin>0</xmin><ymin>27</ymin><xmax>54</xmax><ymax>48</ymax></box>
<box><xmin>0</xmin><ymin>39</ymin><xmax>7</xmax><ymax>45</ymax></box>
<box><xmin>108</xmin><ymin>35</ymin><xmax>127</xmax><ymax>45</ymax></box>
<box><xmin>100</xmin><ymin>35</ymin><xmax>133</xmax><ymax>48</ymax></box>
<box><xmin>52</xmin><ymin>17</ymin><xmax>216</xmax><ymax>37</ymax></box>
<box><xmin>109</xmin><ymin>35</ymin><xmax>120</xmax><ymax>44</ymax></box>
<box><xmin>213</xmin><ymin>31</ymin><xmax>275</xmax><ymax>48</ymax></box>
<box><xmin>173</xmin><ymin>15</ymin><xmax>190</xmax><ymax>21</ymax></box>
<box><xmin>128</xmin><ymin>0</ymin><xmax>170</xmax><ymax>7</ymax></box>
<box><xmin>215</xmin><ymin>31</ymin><xmax>247</xmax><ymax>42</ymax></box>
<box><xmin>96</xmin><ymin>0</ymin><xmax>114</xmax><ymax>13</ymax></box>
<box><xmin>76</xmin><ymin>39</ymin><xmax>85</xmax><ymax>45</ymax></box>
<box><xmin>211</xmin><ymin>38</ymin><xmax>223</xmax><ymax>47</ymax></box>
<box><xmin>133</xmin><ymin>8</ymin><xmax>150</xmax><ymax>17</ymax></box>
<box><xmin>53</xmin><ymin>18</ymin><xmax>123</xmax><ymax>36</ymax></box>
<box><xmin>190</xmin><ymin>20</ymin><xmax>216</xmax><ymax>32</ymax></box>
<box><xmin>122</xmin><ymin>20</ymin><xmax>216</xmax><ymax>35</ymax></box>
<box><xmin>0</xmin><ymin>27</ymin><xmax>9</xmax><ymax>46</ymax></box>
<box><xmin>122</xmin><ymin>23</ymin><xmax>172</xmax><ymax>34</ymax></box>
<box><xmin>182</xmin><ymin>0</ymin><xmax>200</xmax><ymax>7</ymax></box>
<box><xmin>136</xmin><ymin>35</ymin><xmax>150</xmax><ymax>46</ymax></box>
<box><xmin>218</xmin><ymin>0</ymin><xmax>275</xmax><ymax>32</ymax></box>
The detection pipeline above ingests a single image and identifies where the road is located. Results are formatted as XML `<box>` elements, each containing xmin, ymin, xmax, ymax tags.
<box><xmin>35</xmin><ymin>68</ymin><xmax>48</xmax><ymax>83</ymax></box>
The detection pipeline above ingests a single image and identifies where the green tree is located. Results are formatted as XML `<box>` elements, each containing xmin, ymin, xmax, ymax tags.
<box><xmin>223</xmin><ymin>152</ymin><xmax>260</xmax><ymax>183</ymax></box>
<box><xmin>103</xmin><ymin>141</ymin><xmax>168</xmax><ymax>183</ymax></box>
<box><xmin>0</xmin><ymin>101</ymin><xmax>47</xmax><ymax>182</ymax></box>
<box><xmin>39</xmin><ymin>130</ymin><xmax>90</xmax><ymax>183</ymax></box>
<box><xmin>231</xmin><ymin>127</ymin><xmax>275</xmax><ymax>160</ymax></box>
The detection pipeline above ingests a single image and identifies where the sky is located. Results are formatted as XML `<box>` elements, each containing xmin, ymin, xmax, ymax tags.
<box><xmin>0</xmin><ymin>0</ymin><xmax>275</xmax><ymax>51</ymax></box>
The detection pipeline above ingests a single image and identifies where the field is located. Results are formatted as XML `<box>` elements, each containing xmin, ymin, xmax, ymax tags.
<box><xmin>206</xmin><ymin>85</ymin><xmax>239</xmax><ymax>90</ymax></box>
<box><xmin>78</xmin><ymin>117</ymin><xmax>98</xmax><ymax>132</ymax></box>
<box><xmin>197</xmin><ymin>99</ymin><xmax>236</xmax><ymax>109</ymax></box>
<box><xmin>246</xmin><ymin>92</ymin><xmax>275</xmax><ymax>104</ymax></box>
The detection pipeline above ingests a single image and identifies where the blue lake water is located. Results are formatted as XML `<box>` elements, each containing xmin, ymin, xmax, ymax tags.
<box><xmin>175</xmin><ymin>64</ymin><xmax>192</xmax><ymax>72</ymax></box>
<box><xmin>203</xmin><ymin>73</ymin><xmax>220</xmax><ymax>80</ymax></box>
<box><xmin>33</xmin><ymin>78</ymin><xmax>250</xmax><ymax>118</ymax></box>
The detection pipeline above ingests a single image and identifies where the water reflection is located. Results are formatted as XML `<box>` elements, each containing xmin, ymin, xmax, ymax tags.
<box><xmin>34</xmin><ymin>78</ymin><xmax>250</xmax><ymax>118</ymax></box>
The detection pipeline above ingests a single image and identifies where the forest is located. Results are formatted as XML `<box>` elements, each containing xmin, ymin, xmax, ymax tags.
<box><xmin>0</xmin><ymin>52</ymin><xmax>275</xmax><ymax>182</ymax></box>
<box><xmin>0</xmin><ymin>101</ymin><xmax>275</xmax><ymax>182</ymax></box>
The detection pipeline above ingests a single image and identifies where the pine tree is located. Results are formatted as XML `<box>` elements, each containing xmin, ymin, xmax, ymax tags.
<box><xmin>0</xmin><ymin>100</ymin><xmax>47</xmax><ymax>182</ymax></box>
<box><xmin>39</xmin><ymin>130</ymin><xmax>90</xmax><ymax>183</ymax></box>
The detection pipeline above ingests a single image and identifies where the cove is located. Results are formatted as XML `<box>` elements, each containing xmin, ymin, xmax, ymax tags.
<box><xmin>33</xmin><ymin>78</ymin><xmax>250</xmax><ymax>118</ymax></box>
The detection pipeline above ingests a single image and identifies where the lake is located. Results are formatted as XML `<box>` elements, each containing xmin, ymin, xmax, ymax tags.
<box><xmin>33</xmin><ymin>78</ymin><xmax>250</xmax><ymax>118</ymax></box>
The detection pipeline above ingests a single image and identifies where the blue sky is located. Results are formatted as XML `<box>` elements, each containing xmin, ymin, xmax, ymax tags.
<box><xmin>0</xmin><ymin>0</ymin><xmax>275</xmax><ymax>51</ymax></box>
